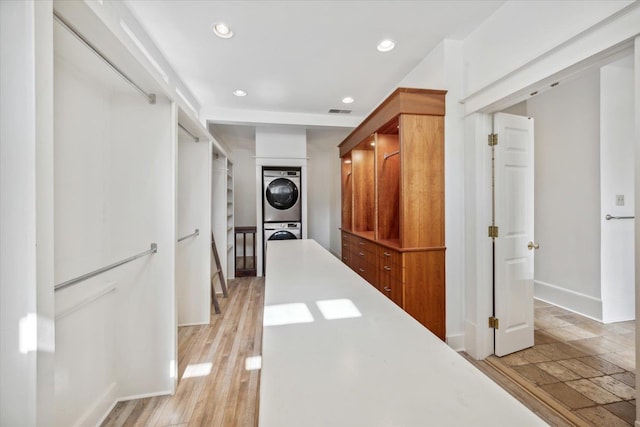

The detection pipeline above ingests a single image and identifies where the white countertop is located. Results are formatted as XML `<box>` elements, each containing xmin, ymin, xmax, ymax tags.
<box><xmin>260</xmin><ymin>239</ymin><xmax>547</xmax><ymax>427</ymax></box>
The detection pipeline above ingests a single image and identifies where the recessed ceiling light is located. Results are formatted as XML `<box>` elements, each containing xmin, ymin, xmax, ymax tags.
<box><xmin>233</xmin><ymin>89</ymin><xmax>247</xmax><ymax>97</ymax></box>
<box><xmin>213</xmin><ymin>22</ymin><xmax>233</xmax><ymax>39</ymax></box>
<box><xmin>370</xmin><ymin>141</ymin><xmax>375</xmax><ymax>147</ymax></box>
<box><xmin>342</xmin><ymin>96</ymin><xmax>354</xmax><ymax>104</ymax></box>
<box><xmin>377</xmin><ymin>39</ymin><xmax>395</xmax><ymax>52</ymax></box>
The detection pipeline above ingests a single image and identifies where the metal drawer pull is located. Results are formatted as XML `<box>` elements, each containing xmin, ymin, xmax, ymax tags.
<box><xmin>383</xmin><ymin>266</ymin><xmax>391</xmax><ymax>271</ymax></box>
<box><xmin>359</xmin><ymin>268</ymin><xmax>365</xmax><ymax>272</ymax></box>
<box><xmin>359</xmin><ymin>242</ymin><xmax>365</xmax><ymax>246</ymax></box>
<box><xmin>343</xmin><ymin>243</ymin><xmax>348</xmax><ymax>247</ymax></box>
<box><xmin>383</xmin><ymin>252</ymin><xmax>391</xmax><ymax>257</ymax></box>
<box><xmin>383</xmin><ymin>286</ymin><xmax>392</xmax><ymax>292</ymax></box>
<box><xmin>359</xmin><ymin>252</ymin><xmax>365</xmax><ymax>256</ymax></box>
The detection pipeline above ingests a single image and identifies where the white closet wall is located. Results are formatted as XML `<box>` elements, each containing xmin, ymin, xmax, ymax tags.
<box><xmin>227</xmin><ymin>161</ymin><xmax>235</xmax><ymax>279</ymax></box>
<box><xmin>176</xmin><ymin>124</ymin><xmax>212</xmax><ymax>326</ymax></box>
<box><xmin>211</xmin><ymin>149</ymin><xmax>233</xmax><ymax>289</ymax></box>
<box><xmin>3</xmin><ymin>0</ymin><xmax>224</xmax><ymax>425</ymax></box>
<box><xmin>53</xmin><ymin>9</ymin><xmax>176</xmax><ymax>426</ymax></box>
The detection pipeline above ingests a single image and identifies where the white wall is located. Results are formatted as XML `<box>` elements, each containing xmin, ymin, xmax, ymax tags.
<box><xmin>307</xmin><ymin>144</ymin><xmax>333</xmax><ymax>251</ymax></box>
<box><xmin>233</xmin><ymin>147</ymin><xmax>258</xmax><ymax>227</ymax></box>
<box><xmin>110</xmin><ymin>96</ymin><xmax>176</xmax><ymax>398</ymax></box>
<box><xmin>255</xmin><ymin>126</ymin><xmax>307</xmax><ymax>159</ymax></box>
<box><xmin>464</xmin><ymin>1</ymin><xmax>633</xmax><ymax>96</ymax></box>
<box><xmin>211</xmin><ymin>149</ymin><xmax>229</xmax><ymax>290</ymax></box>
<box><xmin>177</xmin><ymin>134</ymin><xmax>211</xmax><ymax>326</ymax></box>
<box><xmin>527</xmin><ymin>70</ymin><xmax>603</xmax><ymax>318</ymax></box>
<box><xmin>53</xmin><ymin>37</ymin><xmax>176</xmax><ymax>425</ymax></box>
<box><xmin>600</xmin><ymin>62</ymin><xmax>635</xmax><ymax>322</ymax></box>
<box><xmin>461</xmin><ymin>1</ymin><xmax>639</xmax><ymax>114</ymax></box>
<box><xmin>1</xmin><ymin>1</ymin><xmax>55</xmax><ymax>425</ymax></box>
<box><xmin>53</xmin><ymin>49</ymin><xmax>118</xmax><ymax>427</ymax></box>
<box><xmin>633</xmin><ymin>37</ymin><xmax>640</xmax><ymax>427</ymax></box>
<box><xmin>501</xmin><ymin>101</ymin><xmax>527</xmax><ymax>116</ymax></box>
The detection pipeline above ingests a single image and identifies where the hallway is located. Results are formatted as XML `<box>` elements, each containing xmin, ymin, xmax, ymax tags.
<box><xmin>490</xmin><ymin>300</ymin><xmax>636</xmax><ymax>426</ymax></box>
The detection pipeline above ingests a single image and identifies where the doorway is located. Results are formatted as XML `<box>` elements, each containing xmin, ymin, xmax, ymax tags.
<box><xmin>492</xmin><ymin>53</ymin><xmax>636</xmax><ymax>358</ymax></box>
<box><xmin>484</xmin><ymin>52</ymin><xmax>637</xmax><ymax>426</ymax></box>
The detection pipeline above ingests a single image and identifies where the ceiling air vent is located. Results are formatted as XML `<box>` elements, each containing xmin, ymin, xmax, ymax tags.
<box><xmin>328</xmin><ymin>108</ymin><xmax>352</xmax><ymax>114</ymax></box>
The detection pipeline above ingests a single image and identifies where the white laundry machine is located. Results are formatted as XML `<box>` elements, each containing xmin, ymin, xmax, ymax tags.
<box><xmin>263</xmin><ymin>222</ymin><xmax>302</xmax><ymax>274</ymax></box>
<box><xmin>263</xmin><ymin>168</ymin><xmax>301</xmax><ymax>222</ymax></box>
<box><xmin>264</xmin><ymin>222</ymin><xmax>302</xmax><ymax>242</ymax></box>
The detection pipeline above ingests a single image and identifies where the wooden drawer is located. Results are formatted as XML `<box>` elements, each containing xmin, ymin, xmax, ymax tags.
<box><xmin>378</xmin><ymin>246</ymin><xmax>401</xmax><ymax>266</ymax></box>
<box><xmin>353</xmin><ymin>246</ymin><xmax>376</xmax><ymax>264</ymax></box>
<box><xmin>359</xmin><ymin>261</ymin><xmax>378</xmax><ymax>288</ymax></box>
<box><xmin>380</xmin><ymin>277</ymin><xmax>403</xmax><ymax>307</ymax></box>
<box><xmin>353</xmin><ymin>236</ymin><xmax>375</xmax><ymax>254</ymax></box>
<box><xmin>341</xmin><ymin>232</ymin><xmax>356</xmax><ymax>268</ymax></box>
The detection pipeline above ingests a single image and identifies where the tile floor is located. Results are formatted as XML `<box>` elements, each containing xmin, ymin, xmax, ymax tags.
<box><xmin>494</xmin><ymin>300</ymin><xmax>636</xmax><ymax>426</ymax></box>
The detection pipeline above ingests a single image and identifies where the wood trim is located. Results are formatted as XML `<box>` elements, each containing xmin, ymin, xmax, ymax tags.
<box><xmin>338</xmin><ymin>88</ymin><xmax>447</xmax><ymax>156</ymax></box>
<box><xmin>400</xmin><ymin>115</ymin><xmax>445</xmax><ymax>248</ymax></box>
<box><xmin>376</xmin><ymin>133</ymin><xmax>400</xmax><ymax>241</ymax></box>
<box><xmin>341</xmin><ymin>156</ymin><xmax>353</xmax><ymax>230</ymax></box>
<box><xmin>341</xmin><ymin>229</ymin><xmax>445</xmax><ymax>253</ymax></box>
<box><xmin>351</xmin><ymin>150</ymin><xmax>375</xmax><ymax>233</ymax></box>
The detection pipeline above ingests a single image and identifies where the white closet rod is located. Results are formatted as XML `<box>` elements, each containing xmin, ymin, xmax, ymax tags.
<box><xmin>55</xmin><ymin>244</ymin><xmax>158</xmax><ymax>292</ymax></box>
<box><xmin>178</xmin><ymin>123</ymin><xmax>200</xmax><ymax>142</ymax></box>
<box><xmin>53</xmin><ymin>11</ymin><xmax>156</xmax><ymax>104</ymax></box>
<box><xmin>178</xmin><ymin>228</ymin><xmax>199</xmax><ymax>242</ymax></box>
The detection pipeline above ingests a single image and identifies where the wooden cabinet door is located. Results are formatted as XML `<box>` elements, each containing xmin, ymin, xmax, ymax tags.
<box><xmin>403</xmin><ymin>250</ymin><xmax>445</xmax><ymax>340</ymax></box>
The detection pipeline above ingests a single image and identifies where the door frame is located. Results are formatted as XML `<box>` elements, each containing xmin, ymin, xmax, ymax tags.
<box><xmin>463</xmin><ymin>35</ymin><xmax>640</xmax><ymax>361</ymax></box>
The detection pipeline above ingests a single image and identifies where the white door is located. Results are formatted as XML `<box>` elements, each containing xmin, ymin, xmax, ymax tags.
<box><xmin>493</xmin><ymin>112</ymin><xmax>536</xmax><ymax>357</ymax></box>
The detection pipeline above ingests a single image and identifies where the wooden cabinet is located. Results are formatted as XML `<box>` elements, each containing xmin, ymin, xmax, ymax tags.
<box><xmin>339</xmin><ymin>88</ymin><xmax>446</xmax><ymax>340</ymax></box>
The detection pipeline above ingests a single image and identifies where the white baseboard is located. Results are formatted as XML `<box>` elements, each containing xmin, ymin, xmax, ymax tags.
<box><xmin>446</xmin><ymin>333</ymin><xmax>465</xmax><ymax>352</ymax></box>
<box><xmin>178</xmin><ymin>321</ymin><xmax>210</xmax><ymax>327</ymax></box>
<box><xmin>73</xmin><ymin>381</ymin><xmax>118</xmax><ymax>427</ymax></box>
<box><xmin>117</xmin><ymin>389</ymin><xmax>172</xmax><ymax>402</ymax></box>
<box><xmin>534</xmin><ymin>280</ymin><xmax>602</xmax><ymax>321</ymax></box>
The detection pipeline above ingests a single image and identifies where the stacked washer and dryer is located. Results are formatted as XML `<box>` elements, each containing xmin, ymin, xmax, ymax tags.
<box><xmin>263</xmin><ymin>167</ymin><xmax>302</xmax><ymax>261</ymax></box>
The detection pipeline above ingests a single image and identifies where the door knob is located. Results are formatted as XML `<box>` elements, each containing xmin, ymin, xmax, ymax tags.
<box><xmin>527</xmin><ymin>241</ymin><xmax>540</xmax><ymax>250</ymax></box>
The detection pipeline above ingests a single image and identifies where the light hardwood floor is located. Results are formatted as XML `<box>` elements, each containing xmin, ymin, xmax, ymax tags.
<box><xmin>103</xmin><ymin>278</ymin><xmax>634</xmax><ymax>426</ymax></box>
<box><xmin>101</xmin><ymin>277</ymin><xmax>264</xmax><ymax>427</ymax></box>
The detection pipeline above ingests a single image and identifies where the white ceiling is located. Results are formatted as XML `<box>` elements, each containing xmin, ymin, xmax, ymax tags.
<box><xmin>125</xmin><ymin>0</ymin><xmax>505</xmax><ymax>148</ymax></box>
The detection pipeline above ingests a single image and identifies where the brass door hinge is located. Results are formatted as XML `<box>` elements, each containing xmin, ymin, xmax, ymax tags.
<box><xmin>488</xmin><ymin>225</ymin><xmax>499</xmax><ymax>238</ymax></box>
<box><xmin>488</xmin><ymin>316</ymin><xmax>500</xmax><ymax>329</ymax></box>
<box><xmin>488</xmin><ymin>133</ymin><xmax>498</xmax><ymax>146</ymax></box>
